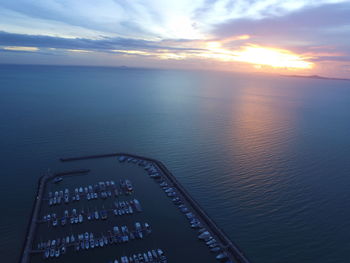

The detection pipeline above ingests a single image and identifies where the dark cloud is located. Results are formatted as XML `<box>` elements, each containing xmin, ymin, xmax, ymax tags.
<box><xmin>0</xmin><ymin>31</ymin><xmax>202</xmax><ymax>52</ymax></box>
<box><xmin>212</xmin><ymin>2</ymin><xmax>350</xmax><ymax>48</ymax></box>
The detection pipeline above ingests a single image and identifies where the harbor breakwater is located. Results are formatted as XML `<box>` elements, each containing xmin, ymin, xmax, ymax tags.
<box><xmin>20</xmin><ymin>153</ymin><xmax>251</xmax><ymax>263</ymax></box>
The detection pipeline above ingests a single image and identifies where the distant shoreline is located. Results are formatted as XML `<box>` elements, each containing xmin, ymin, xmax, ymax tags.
<box><xmin>280</xmin><ymin>74</ymin><xmax>350</xmax><ymax>82</ymax></box>
<box><xmin>1</xmin><ymin>63</ymin><xmax>349</xmax><ymax>81</ymax></box>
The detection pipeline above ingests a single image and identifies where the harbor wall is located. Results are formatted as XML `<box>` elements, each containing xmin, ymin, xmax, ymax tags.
<box><xmin>19</xmin><ymin>169</ymin><xmax>89</xmax><ymax>263</ymax></box>
<box><xmin>59</xmin><ymin>152</ymin><xmax>252</xmax><ymax>263</ymax></box>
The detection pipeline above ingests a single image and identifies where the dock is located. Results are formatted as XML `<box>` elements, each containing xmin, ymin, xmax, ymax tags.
<box><xmin>19</xmin><ymin>169</ymin><xmax>90</xmax><ymax>263</ymax></box>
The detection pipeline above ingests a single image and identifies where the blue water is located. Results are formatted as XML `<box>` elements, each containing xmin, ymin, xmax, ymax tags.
<box><xmin>1</xmin><ymin>64</ymin><xmax>350</xmax><ymax>263</ymax></box>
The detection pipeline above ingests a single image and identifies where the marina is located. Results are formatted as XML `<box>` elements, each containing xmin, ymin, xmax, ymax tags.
<box><xmin>20</xmin><ymin>153</ymin><xmax>251</xmax><ymax>263</ymax></box>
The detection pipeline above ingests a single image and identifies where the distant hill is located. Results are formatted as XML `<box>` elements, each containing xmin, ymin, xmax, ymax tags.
<box><xmin>281</xmin><ymin>74</ymin><xmax>350</xmax><ymax>81</ymax></box>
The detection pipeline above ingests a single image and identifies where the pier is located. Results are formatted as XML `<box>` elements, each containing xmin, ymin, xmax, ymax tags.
<box><xmin>20</xmin><ymin>169</ymin><xmax>90</xmax><ymax>263</ymax></box>
<box><xmin>20</xmin><ymin>153</ymin><xmax>251</xmax><ymax>263</ymax></box>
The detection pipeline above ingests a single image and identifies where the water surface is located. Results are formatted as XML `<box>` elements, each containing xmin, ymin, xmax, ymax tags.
<box><xmin>1</xmin><ymin>65</ymin><xmax>350</xmax><ymax>263</ymax></box>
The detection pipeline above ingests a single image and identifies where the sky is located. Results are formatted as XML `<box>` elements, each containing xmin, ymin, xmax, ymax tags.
<box><xmin>0</xmin><ymin>0</ymin><xmax>350</xmax><ymax>77</ymax></box>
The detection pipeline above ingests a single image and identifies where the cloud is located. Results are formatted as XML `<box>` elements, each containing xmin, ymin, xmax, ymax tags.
<box><xmin>0</xmin><ymin>0</ymin><xmax>349</xmax><ymax>77</ymax></box>
<box><xmin>0</xmin><ymin>31</ymin><xmax>206</xmax><ymax>56</ymax></box>
<box><xmin>1</xmin><ymin>0</ymin><xmax>348</xmax><ymax>40</ymax></box>
<box><xmin>212</xmin><ymin>2</ymin><xmax>350</xmax><ymax>46</ymax></box>
<box><xmin>0</xmin><ymin>31</ymin><xmax>159</xmax><ymax>51</ymax></box>
<box><xmin>2</xmin><ymin>46</ymin><xmax>38</xmax><ymax>52</ymax></box>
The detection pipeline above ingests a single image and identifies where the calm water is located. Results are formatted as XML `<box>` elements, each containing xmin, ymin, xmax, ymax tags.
<box><xmin>1</xmin><ymin>65</ymin><xmax>350</xmax><ymax>263</ymax></box>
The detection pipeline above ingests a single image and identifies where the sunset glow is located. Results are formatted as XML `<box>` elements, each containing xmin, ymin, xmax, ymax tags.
<box><xmin>231</xmin><ymin>45</ymin><xmax>314</xmax><ymax>69</ymax></box>
<box><xmin>3</xmin><ymin>46</ymin><xmax>39</xmax><ymax>52</ymax></box>
<box><xmin>0</xmin><ymin>0</ymin><xmax>349</xmax><ymax>77</ymax></box>
<box><xmin>201</xmin><ymin>43</ymin><xmax>313</xmax><ymax>69</ymax></box>
<box><xmin>103</xmin><ymin>43</ymin><xmax>314</xmax><ymax>70</ymax></box>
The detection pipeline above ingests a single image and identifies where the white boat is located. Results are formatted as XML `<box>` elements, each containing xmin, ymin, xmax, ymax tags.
<box><xmin>133</xmin><ymin>199</ymin><xmax>142</xmax><ymax>212</ymax></box>
<box><xmin>216</xmin><ymin>252</ymin><xmax>228</xmax><ymax>261</ymax></box>
<box><xmin>85</xmin><ymin>240</ymin><xmax>89</xmax><ymax>249</ymax></box>
<box><xmin>120</xmin><ymin>256</ymin><xmax>129</xmax><ymax>263</ymax></box>
<box><xmin>113</xmin><ymin>226</ymin><xmax>120</xmax><ymax>235</ymax></box>
<box><xmin>211</xmin><ymin>247</ymin><xmax>221</xmax><ymax>253</ymax></box>
<box><xmin>151</xmin><ymin>250</ymin><xmax>158</xmax><ymax>259</ymax></box>
<box><xmin>125</xmin><ymin>179</ymin><xmax>133</xmax><ymax>192</ymax></box>
<box><xmin>134</xmin><ymin>223</ymin><xmax>143</xmax><ymax>239</ymax></box>
<box><xmin>198</xmin><ymin>231</ymin><xmax>211</xmax><ymax>240</ymax></box>
<box><xmin>44</xmin><ymin>249</ymin><xmax>49</xmax><ymax>258</ymax></box>
<box><xmin>144</xmin><ymin>223</ymin><xmax>151</xmax><ymax>234</ymax></box>
<box><xmin>53</xmin><ymin>177</ymin><xmax>63</xmax><ymax>183</ymax></box>
<box><xmin>90</xmin><ymin>239</ymin><xmax>95</xmax><ymax>248</ymax></box>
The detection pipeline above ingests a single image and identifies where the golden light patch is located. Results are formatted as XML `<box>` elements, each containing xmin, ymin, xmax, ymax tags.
<box><xmin>3</xmin><ymin>46</ymin><xmax>39</xmax><ymax>52</ymax></box>
<box><xmin>232</xmin><ymin>45</ymin><xmax>313</xmax><ymax>69</ymax></box>
<box><xmin>202</xmin><ymin>43</ymin><xmax>313</xmax><ymax>69</ymax></box>
<box><xmin>237</xmin><ymin>35</ymin><xmax>250</xmax><ymax>40</ymax></box>
<box><xmin>206</xmin><ymin>41</ymin><xmax>222</xmax><ymax>49</ymax></box>
<box><xmin>112</xmin><ymin>50</ymin><xmax>150</xmax><ymax>55</ymax></box>
<box><xmin>66</xmin><ymin>49</ymin><xmax>92</xmax><ymax>53</ymax></box>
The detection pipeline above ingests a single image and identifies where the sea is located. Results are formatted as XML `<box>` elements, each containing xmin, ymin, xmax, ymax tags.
<box><xmin>0</xmin><ymin>64</ymin><xmax>349</xmax><ymax>263</ymax></box>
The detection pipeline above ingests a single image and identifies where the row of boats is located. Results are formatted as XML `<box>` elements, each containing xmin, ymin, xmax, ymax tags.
<box><xmin>48</xmin><ymin>179</ymin><xmax>134</xmax><ymax>206</ymax></box>
<box><xmin>118</xmin><ymin>157</ymin><xmax>161</xmax><ymax>179</ymax></box>
<box><xmin>119</xmin><ymin>156</ymin><xmax>232</xmax><ymax>263</ymax></box>
<box><xmin>157</xmin><ymin>173</ymin><xmax>230</xmax><ymax>261</ymax></box>
<box><xmin>108</xmin><ymin>248</ymin><xmax>167</xmax><ymax>263</ymax></box>
<box><xmin>41</xmin><ymin>198</ymin><xmax>143</xmax><ymax>226</ymax></box>
<box><xmin>39</xmin><ymin>222</ymin><xmax>152</xmax><ymax>259</ymax></box>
